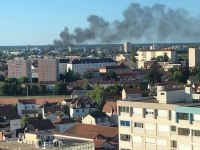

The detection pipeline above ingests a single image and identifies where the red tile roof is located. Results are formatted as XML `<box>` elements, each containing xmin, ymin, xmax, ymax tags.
<box><xmin>102</xmin><ymin>102</ymin><xmax>117</xmax><ymax>114</ymax></box>
<box><xmin>93</xmin><ymin>139</ymin><xmax>106</xmax><ymax>147</ymax></box>
<box><xmin>65</xmin><ymin>122</ymin><xmax>118</xmax><ymax>139</ymax></box>
<box><xmin>123</xmin><ymin>87</ymin><xmax>142</xmax><ymax>94</ymax></box>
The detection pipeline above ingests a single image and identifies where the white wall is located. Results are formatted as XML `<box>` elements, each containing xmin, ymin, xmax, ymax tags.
<box><xmin>45</xmin><ymin>114</ymin><xmax>58</xmax><ymax>122</ymax></box>
<box><xmin>54</xmin><ymin>123</ymin><xmax>75</xmax><ymax>132</ymax></box>
<box><xmin>10</xmin><ymin>119</ymin><xmax>21</xmax><ymax>131</ymax></box>
<box><xmin>70</xmin><ymin>108</ymin><xmax>96</xmax><ymax>118</ymax></box>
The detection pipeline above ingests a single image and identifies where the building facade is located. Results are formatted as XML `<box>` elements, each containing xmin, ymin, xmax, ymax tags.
<box><xmin>189</xmin><ymin>48</ymin><xmax>200</xmax><ymax>67</ymax></box>
<box><xmin>67</xmin><ymin>58</ymin><xmax>116</xmax><ymax>75</ymax></box>
<box><xmin>8</xmin><ymin>58</ymin><xmax>32</xmax><ymax>82</ymax></box>
<box><xmin>117</xmin><ymin>85</ymin><xmax>200</xmax><ymax>150</ymax></box>
<box><xmin>137</xmin><ymin>49</ymin><xmax>176</xmax><ymax>62</ymax></box>
<box><xmin>124</xmin><ymin>42</ymin><xmax>132</xmax><ymax>53</ymax></box>
<box><xmin>38</xmin><ymin>59</ymin><xmax>59</xmax><ymax>81</ymax></box>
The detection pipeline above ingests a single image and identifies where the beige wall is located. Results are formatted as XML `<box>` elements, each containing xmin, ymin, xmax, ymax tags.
<box><xmin>25</xmin><ymin>133</ymin><xmax>37</xmax><ymax>142</ymax></box>
<box><xmin>82</xmin><ymin>115</ymin><xmax>96</xmax><ymax>125</ymax></box>
<box><xmin>189</xmin><ymin>48</ymin><xmax>200</xmax><ymax>67</ymax></box>
<box><xmin>38</xmin><ymin>59</ymin><xmax>59</xmax><ymax>81</ymax></box>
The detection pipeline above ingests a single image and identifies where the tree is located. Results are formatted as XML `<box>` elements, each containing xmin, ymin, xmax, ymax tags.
<box><xmin>106</xmin><ymin>70</ymin><xmax>117</xmax><ymax>80</ymax></box>
<box><xmin>171</xmin><ymin>71</ymin><xmax>186</xmax><ymax>83</ymax></box>
<box><xmin>38</xmin><ymin>84</ymin><xmax>46</xmax><ymax>94</ymax></box>
<box><xmin>0</xmin><ymin>82</ymin><xmax>9</xmax><ymax>95</ymax></box>
<box><xmin>12</xmin><ymin>103</ymin><xmax>17</xmax><ymax>111</ymax></box>
<box><xmin>99</xmin><ymin>52</ymin><xmax>106</xmax><ymax>58</ymax></box>
<box><xmin>63</xmin><ymin>105</ymin><xmax>70</xmax><ymax>118</ymax></box>
<box><xmin>32</xmin><ymin>77</ymin><xmax>38</xmax><ymax>83</ymax></box>
<box><xmin>54</xmin><ymin>82</ymin><xmax>67</xmax><ymax>95</ymax></box>
<box><xmin>0</xmin><ymin>75</ymin><xmax>5</xmax><ymax>82</ymax></box>
<box><xmin>18</xmin><ymin>76</ymin><xmax>29</xmax><ymax>84</ymax></box>
<box><xmin>21</xmin><ymin>115</ymin><xmax>34</xmax><ymax>127</ymax></box>
<box><xmin>82</xmin><ymin>83</ymin><xmax>91</xmax><ymax>90</ymax></box>
<box><xmin>106</xmin><ymin>84</ymin><xmax>123</xmax><ymax>96</ymax></box>
<box><xmin>73</xmin><ymin>85</ymin><xmax>82</xmax><ymax>90</ymax></box>
<box><xmin>163</xmin><ymin>53</ymin><xmax>169</xmax><ymax>62</ymax></box>
<box><xmin>31</xmin><ymin>85</ymin><xmax>38</xmax><ymax>94</ymax></box>
<box><xmin>144</xmin><ymin>68</ymin><xmax>162</xmax><ymax>84</ymax></box>
<box><xmin>5</xmin><ymin>77</ymin><xmax>17</xmax><ymax>83</ymax></box>
<box><xmin>130</xmin><ymin>51</ymin><xmax>137</xmax><ymax>63</ymax></box>
<box><xmin>83</xmin><ymin>70</ymin><xmax>92</xmax><ymax>79</ymax></box>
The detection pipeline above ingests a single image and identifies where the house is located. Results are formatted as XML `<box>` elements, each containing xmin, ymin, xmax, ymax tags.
<box><xmin>71</xmin><ymin>90</ymin><xmax>92</xmax><ymax>99</ymax></box>
<box><xmin>99</xmin><ymin>65</ymin><xmax>130</xmax><ymax>74</ymax></box>
<box><xmin>64</xmin><ymin>122</ymin><xmax>118</xmax><ymax>142</ymax></box>
<box><xmin>82</xmin><ymin>112</ymin><xmax>111</xmax><ymax>126</ymax></box>
<box><xmin>70</xmin><ymin>98</ymin><xmax>96</xmax><ymax>118</ymax></box>
<box><xmin>26</xmin><ymin>119</ymin><xmax>55</xmax><ymax>132</ymax></box>
<box><xmin>53</xmin><ymin>118</ymin><xmax>76</xmax><ymax>132</ymax></box>
<box><xmin>122</xmin><ymin>88</ymin><xmax>142</xmax><ymax>100</ymax></box>
<box><xmin>17</xmin><ymin>99</ymin><xmax>38</xmax><ymax>118</ymax></box>
<box><xmin>0</xmin><ymin>106</ymin><xmax>21</xmax><ymax>131</ymax></box>
<box><xmin>60</xmin><ymin>98</ymin><xmax>74</xmax><ymax>106</ymax></box>
<box><xmin>42</xmin><ymin>105</ymin><xmax>68</xmax><ymax>122</ymax></box>
<box><xmin>187</xmin><ymin>77</ymin><xmax>198</xmax><ymax>85</ymax></box>
<box><xmin>102</xmin><ymin>102</ymin><xmax>118</xmax><ymax>126</ymax></box>
<box><xmin>90</xmin><ymin>68</ymin><xmax>100</xmax><ymax>78</ymax></box>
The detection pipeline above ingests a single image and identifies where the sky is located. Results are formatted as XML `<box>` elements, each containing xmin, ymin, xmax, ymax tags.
<box><xmin>1</xmin><ymin>0</ymin><xmax>200</xmax><ymax>46</ymax></box>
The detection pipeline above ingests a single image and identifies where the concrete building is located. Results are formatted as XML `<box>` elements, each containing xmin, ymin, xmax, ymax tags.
<box><xmin>124</xmin><ymin>42</ymin><xmax>132</xmax><ymax>53</ymax></box>
<box><xmin>59</xmin><ymin>59</ymin><xmax>70</xmax><ymax>74</ymax></box>
<box><xmin>137</xmin><ymin>48</ymin><xmax>176</xmax><ymax>61</ymax></box>
<box><xmin>67</xmin><ymin>58</ymin><xmax>116</xmax><ymax>75</ymax></box>
<box><xmin>115</xmin><ymin>54</ymin><xmax>130</xmax><ymax>62</ymax></box>
<box><xmin>8</xmin><ymin>57</ymin><xmax>32</xmax><ymax>82</ymax></box>
<box><xmin>38</xmin><ymin>59</ymin><xmax>59</xmax><ymax>81</ymax></box>
<box><xmin>189</xmin><ymin>48</ymin><xmax>200</xmax><ymax>67</ymax></box>
<box><xmin>117</xmin><ymin>84</ymin><xmax>200</xmax><ymax>150</ymax></box>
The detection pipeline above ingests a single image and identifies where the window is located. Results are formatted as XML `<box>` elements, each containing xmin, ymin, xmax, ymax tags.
<box><xmin>32</xmin><ymin>105</ymin><xmax>34</xmax><ymax>109</ymax></box>
<box><xmin>134</xmin><ymin>122</ymin><xmax>143</xmax><ymax>128</ymax></box>
<box><xmin>171</xmin><ymin>140</ymin><xmax>177</xmax><ymax>148</ymax></box>
<box><xmin>161</xmin><ymin>93</ymin><xmax>165</xmax><ymax>95</ymax></box>
<box><xmin>76</xmin><ymin>110</ymin><xmax>79</xmax><ymax>113</ymax></box>
<box><xmin>146</xmin><ymin>137</ymin><xmax>155</xmax><ymax>144</ymax></box>
<box><xmin>120</xmin><ymin>120</ymin><xmax>130</xmax><ymax>126</ymax></box>
<box><xmin>120</xmin><ymin>134</ymin><xmax>130</xmax><ymax>141</ymax></box>
<box><xmin>119</xmin><ymin>106</ymin><xmax>129</xmax><ymax>114</ymax></box>
<box><xmin>146</xmin><ymin>111</ymin><xmax>154</xmax><ymax>115</ymax></box>
<box><xmin>82</xmin><ymin>109</ymin><xmax>85</xmax><ymax>113</ymax></box>
<box><xmin>171</xmin><ymin>126</ymin><xmax>176</xmax><ymax>132</ymax></box>
<box><xmin>25</xmin><ymin>105</ymin><xmax>27</xmax><ymax>109</ymax></box>
<box><xmin>193</xmin><ymin>130</ymin><xmax>200</xmax><ymax>136</ymax></box>
<box><xmin>157</xmin><ymin>138</ymin><xmax>167</xmax><ymax>146</ymax></box>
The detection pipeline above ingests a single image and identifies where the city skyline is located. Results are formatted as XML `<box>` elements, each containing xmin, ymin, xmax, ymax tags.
<box><xmin>1</xmin><ymin>0</ymin><xmax>200</xmax><ymax>46</ymax></box>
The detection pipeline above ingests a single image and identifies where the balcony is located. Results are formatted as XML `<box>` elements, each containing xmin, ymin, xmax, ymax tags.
<box><xmin>177</xmin><ymin>128</ymin><xmax>190</xmax><ymax>142</ymax></box>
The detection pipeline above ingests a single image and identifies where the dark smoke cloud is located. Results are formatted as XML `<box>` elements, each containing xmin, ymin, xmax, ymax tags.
<box><xmin>54</xmin><ymin>3</ymin><xmax>200</xmax><ymax>46</ymax></box>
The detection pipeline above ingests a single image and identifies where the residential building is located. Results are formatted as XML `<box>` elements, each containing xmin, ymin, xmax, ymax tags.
<box><xmin>71</xmin><ymin>90</ymin><xmax>92</xmax><ymax>99</ymax></box>
<box><xmin>17</xmin><ymin>99</ymin><xmax>38</xmax><ymax>118</ymax></box>
<box><xmin>26</xmin><ymin>119</ymin><xmax>55</xmax><ymax>132</ymax></box>
<box><xmin>64</xmin><ymin>122</ymin><xmax>118</xmax><ymax>142</ymax></box>
<box><xmin>189</xmin><ymin>48</ymin><xmax>200</xmax><ymax>67</ymax></box>
<box><xmin>122</xmin><ymin>88</ymin><xmax>142</xmax><ymax>100</ymax></box>
<box><xmin>124</xmin><ymin>42</ymin><xmax>132</xmax><ymax>53</ymax></box>
<box><xmin>8</xmin><ymin>57</ymin><xmax>32</xmax><ymax>82</ymax></box>
<box><xmin>42</xmin><ymin>105</ymin><xmax>68</xmax><ymax>122</ymax></box>
<box><xmin>67</xmin><ymin>58</ymin><xmax>116</xmax><ymax>75</ymax></box>
<box><xmin>82</xmin><ymin>112</ymin><xmax>111</xmax><ymax>126</ymax></box>
<box><xmin>0</xmin><ymin>106</ymin><xmax>21</xmax><ymax>132</ymax></box>
<box><xmin>102</xmin><ymin>102</ymin><xmax>118</xmax><ymax>125</ymax></box>
<box><xmin>115</xmin><ymin>54</ymin><xmax>130</xmax><ymax>62</ymax></box>
<box><xmin>117</xmin><ymin>84</ymin><xmax>200</xmax><ymax>150</ymax></box>
<box><xmin>31</xmin><ymin>59</ymin><xmax>38</xmax><ymax>78</ymax></box>
<box><xmin>59</xmin><ymin>58</ymin><xmax>70</xmax><ymax>74</ymax></box>
<box><xmin>53</xmin><ymin>118</ymin><xmax>76</xmax><ymax>132</ymax></box>
<box><xmin>38</xmin><ymin>58</ymin><xmax>59</xmax><ymax>81</ymax></box>
<box><xmin>70</xmin><ymin>98</ymin><xmax>96</xmax><ymax>118</ymax></box>
<box><xmin>99</xmin><ymin>65</ymin><xmax>130</xmax><ymax>74</ymax></box>
<box><xmin>137</xmin><ymin>48</ymin><xmax>176</xmax><ymax>66</ymax></box>
<box><xmin>90</xmin><ymin>68</ymin><xmax>100</xmax><ymax>78</ymax></box>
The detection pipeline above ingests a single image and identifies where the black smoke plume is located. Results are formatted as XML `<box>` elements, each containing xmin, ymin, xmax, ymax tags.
<box><xmin>53</xmin><ymin>3</ymin><xmax>200</xmax><ymax>47</ymax></box>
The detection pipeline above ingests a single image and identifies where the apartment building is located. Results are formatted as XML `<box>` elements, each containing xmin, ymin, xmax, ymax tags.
<box><xmin>118</xmin><ymin>84</ymin><xmax>200</xmax><ymax>150</ymax></box>
<box><xmin>67</xmin><ymin>58</ymin><xmax>116</xmax><ymax>75</ymax></box>
<box><xmin>8</xmin><ymin>57</ymin><xmax>32</xmax><ymax>82</ymax></box>
<box><xmin>137</xmin><ymin>48</ymin><xmax>176</xmax><ymax>62</ymax></box>
<box><xmin>38</xmin><ymin>58</ymin><xmax>59</xmax><ymax>81</ymax></box>
<box><xmin>59</xmin><ymin>58</ymin><xmax>70</xmax><ymax>74</ymax></box>
<box><xmin>124</xmin><ymin>42</ymin><xmax>132</xmax><ymax>53</ymax></box>
<box><xmin>189</xmin><ymin>48</ymin><xmax>200</xmax><ymax>67</ymax></box>
<box><xmin>115</xmin><ymin>54</ymin><xmax>130</xmax><ymax>62</ymax></box>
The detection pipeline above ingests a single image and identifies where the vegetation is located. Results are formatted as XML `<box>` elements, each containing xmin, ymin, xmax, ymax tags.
<box><xmin>21</xmin><ymin>115</ymin><xmax>35</xmax><ymax>127</ymax></box>
<box><xmin>130</xmin><ymin>51</ymin><xmax>137</xmax><ymax>63</ymax></box>
<box><xmin>144</xmin><ymin>68</ymin><xmax>163</xmax><ymax>84</ymax></box>
<box><xmin>83</xmin><ymin>69</ymin><xmax>92</xmax><ymax>79</ymax></box>
<box><xmin>60</xmin><ymin>69</ymin><xmax>81</xmax><ymax>82</ymax></box>
<box><xmin>54</xmin><ymin>82</ymin><xmax>67</xmax><ymax>95</ymax></box>
<box><xmin>106</xmin><ymin>70</ymin><xmax>117</xmax><ymax>80</ymax></box>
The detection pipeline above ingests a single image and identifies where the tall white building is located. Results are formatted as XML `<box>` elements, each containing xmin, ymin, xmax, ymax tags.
<box><xmin>124</xmin><ymin>42</ymin><xmax>132</xmax><ymax>53</ymax></box>
<box><xmin>137</xmin><ymin>48</ymin><xmax>176</xmax><ymax>62</ymax></box>
<box><xmin>189</xmin><ymin>48</ymin><xmax>200</xmax><ymax>67</ymax></box>
<box><xmin>67</xmin><ymin>58</ymin><xmax>116</xmax><ymax>75</ymax></box>
<box><xmin>117</xmin><ymin>84</ymin><xmax>200</xmax><ymax>150</ymax></box>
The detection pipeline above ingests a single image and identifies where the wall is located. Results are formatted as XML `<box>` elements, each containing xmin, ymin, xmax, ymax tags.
<box><xmin>82</xmin><ymin>115</ymin><xmax>96</xmax><ymax>125</ymax></box>
<box><xmin>54</xmin><ymin>123</ymin><xmax>75</xmax><ymax>132</ymax></box>
<box><xmin>25</xmin><ymin>133</ymin><xmax>37</xmax><ymax>142</ymax></box>
<box><xmin>70</xmin><ymin>108</ymin><xmax>96</xmax><ymax>118</ymax></box>
<box><xmin>10</xmin><ymin>119</ymin><xmax>21</xmax><ymax>131</ymax></box>
<box><xmin>45</xmin><ymin>114</ymin><xmax>58</xmax><ymax>122</ymax></box>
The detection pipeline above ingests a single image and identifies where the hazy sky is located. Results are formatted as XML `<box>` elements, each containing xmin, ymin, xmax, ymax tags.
<box><xmin>1</xmin><ymin>0</ymin><xmax>200</xmax><ymax>46</ymax></box>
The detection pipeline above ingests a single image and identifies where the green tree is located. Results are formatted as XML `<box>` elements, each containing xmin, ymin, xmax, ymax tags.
<box><xmin>106</xmin><ymin>84</ymin><xmax>123</xmax><ymax>96</ymax></box>
<box><xmin>54</xmin><ymin>82</ymin><xmax>67</xmax><ymax>95</ymax></box>
<box><xmin>38</xmin><ymin>84</ymin><xmax>46</xmax><ymax>94</ymax></box>
<box><xmin>63</xmin><ymin>105</ymin><xmax>70</xmax><ymax>118</ymax></box>
<box><xmin>130</xmin><ymin>51</ymin><xmax>137</xmax><ymax>62</ymax></box>
<box><xmin>99</xmin><ymin>52</ymin><xmax>106</xmax><ymax>58</ymax></box>
<box><xmin>73</xmin><ymin>85</ymin><xmax>82</xmax><ymax>90</ymax></box>
<box><xmin>163</xmin><ymin>53</ymin><xmax>169</xmax><ymax>61</ymax></box>
<box><xmin>171</xmin><ymin>71</ymin><xmax>186</xmax><ymax>83</ymax></box>
<box><xmin>5</xmin><ymin>77</ymin><xmax>17</xmax><ymax>83</ymax></box>
<box><xmin>12</xmin><ymin>103</ymin><xmax>18</xmax><ymax>111</ymax></box>
<box><xmin>31</xmin><ymin>85</ymin><xmax>38</xmax><ymax>94</ymax></box>
<box><xmin>0</xmin><ymin>75</ymin><xmax>5</xmax><ymax>82</ymax></box>
<box><xmin>21</xmin><ymin>115</ymin><xmax>34</xmax><ymax>127</ymax></box>
<box><xmin>106</xmin><ymin>70</ymin><xmax>117</xmax><ymax>80</ymax></box>
<box><xmin>144</xmin><ymin>68</ymin><xmax>162</xmax><ymax>84</ymax></box>
<box><xmin>83</xmin><ymin>70</ymin><xmax>92</xmax><ymax>79</ymax></box>
<box><xmin>82</xmin><ymin>83</ymin><xmax>91</xmax><ymax>90</ymax></box>
<box><xmin>18</xmin><ymin>76</ymin><xmax>29</xmax><ymax>84</ymax></box>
